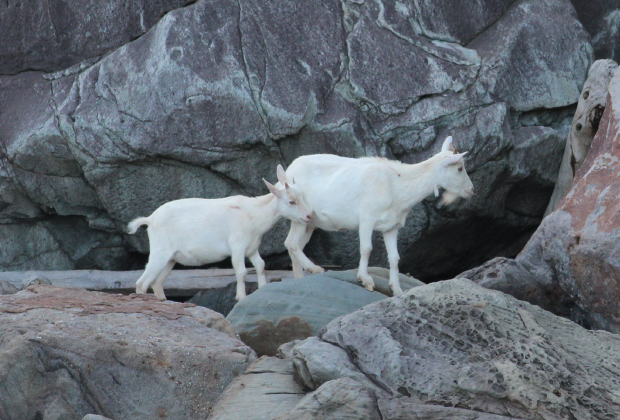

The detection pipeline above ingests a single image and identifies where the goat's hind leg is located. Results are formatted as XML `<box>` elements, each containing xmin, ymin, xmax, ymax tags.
<box><xmin>231</xmin><ymin>249</ymin><xmax>249</xmax><ymax>301</ymax></box>
<box><xmin>383</xmin><ymin>228</ymin><xmax>403</xmax><ymax>296</ymax></box>
<box><xmin>357</xmin><ymin>222</ymin><xmax>375</xmax><ymax>291</ymax></box>
<box><xmin>249</xmin><ymin>251</ymin><xmax>267</xmax><ymax>288</ymax></box>
<box><xmin>285</xmin><ymin>222</ymin><xmax>323</xmax><ymax>278</ymax></box>
<box><xmin>151</xmin><ymin>260</ymin><xmax>176</xmax><ymax>300</ymax></box>
<box><xmin>135</xmin><ymin>253</ymin><xmax>172</xmax><ymax>296</ymax></box>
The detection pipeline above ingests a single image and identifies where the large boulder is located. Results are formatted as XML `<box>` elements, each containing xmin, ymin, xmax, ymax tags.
<box><xmin>0</xmin><ymin>0</ymin><xmax>592</xmax><ymax>279</ymax></box>
<box><xmin>462</xmin><ymin>66</ymin><xmax>620</xmax><ymax>333</ymax></box>
<box><xmin>0</xmin><ymin>285</ymin><xmax>256</xmax><ymax>420</ymax></box>
<box><xmin>226</xmin><ymin>269</ymin><xmax>424</xmax><ymax>356</ymax></box>
<box><xmin>571</xmin><ymin>0</ymin><xmax>620</xmax><ymax>61</ymax></box>
<box><xmin>211</xmin><ymin>279</ymin><xmax>620</xmax><ymax>419</ymax></box>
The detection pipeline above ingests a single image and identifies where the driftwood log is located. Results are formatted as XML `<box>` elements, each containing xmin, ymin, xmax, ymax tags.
<box><xmin>544</xmin><ymin>59</ymin><xmax>618</xmax><ymax>216</ymax></box>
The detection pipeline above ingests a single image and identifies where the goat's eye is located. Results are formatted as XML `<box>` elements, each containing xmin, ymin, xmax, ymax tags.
<box><xmin>289</xmin><ymin>201</ymin><xmax>297</xmax><ymax>206</ymax></box>
<box><xmin>458</xmin><ymin>167</ymin><xmax>463</xmax><ymax>172</ymax></box>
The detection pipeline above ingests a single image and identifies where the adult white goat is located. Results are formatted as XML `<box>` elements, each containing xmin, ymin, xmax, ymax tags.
<box><xmin>283</xmin><ymin>136</ymin><xmax>474</xmax><ymax>295</ymax></box>
<box><xmin>127</xmin><ymin>165</ymin><xmax>311</xmax><ymax>301</ymax></box>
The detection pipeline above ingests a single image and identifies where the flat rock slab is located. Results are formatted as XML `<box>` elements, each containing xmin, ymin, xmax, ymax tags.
<box><xmin>0</xmin><ymin>269</ymin><xmax>294</xmax><ymax>297</ymax></box>
<box><xmin>226</xmin><ymin>269</ymin><xmax>423</xmax><ymax>356</ymax></box>
<box><xmin>208</xmin><ymin>356</ymin><xmax>304</xmax><ymax>420</ymax></box>
<box><xmin>0</xmin><ymin>285</ymin><xmax>256</xmax><ymax>420</ymax></box>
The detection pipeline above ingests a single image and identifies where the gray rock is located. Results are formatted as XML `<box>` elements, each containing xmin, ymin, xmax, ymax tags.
<box><xmin>545</xmin><ymin>59</ymin><xmax>618</xmax><ymax>216</ymax></box>
<box><xmin>0</xmin><ymin>285</ymin><xmax>255</xmax><ymax>420</ymax></box>
<box><xmin>462</xmin><ymin>66</ymin><xmax>620</xmax><ymax>333</ymax></box>
<box><xmin>571</xmin><ymin>0</ymin><xmax>620</xmax><ymax>61</ymax></box>
<box><xmin>313</xmin><ymin>279</ymin><xmax>620</xmax><ymax>419</ymax></box>
<box><xmin>0</xmin><ymin>0</ymin><xmax>194</xmax><ymax>74</ymax></box>
<box><xmin>226</xmin><ymin>269</ymin><xmax>415</xmax><ymax>356</ymax></box>
<box><xmin>189</xmin><ymin>280</ymin><xmax>259</xmax><ymax>317</ymax></box>
<box><xmin>0</xmin><ymin>0</ymin><xmax>592</xmax><ymax>280</ymax></box>
<box><xmin>21</xmin><ymin>274</ymin><xmax>52</xmax><ymax>289</ymax></box>
<box><xmin>82</xmin><ymin>415</ymin><xmax>113</xmax><ymax>420</ymax></box>
<box><xmin>208</xmin><ymin>356</ymin><xmax>305</xmax><ymax>420</ymax></box>
<box><xmin>0</xmin><ymin>281</ymin><xmax>18</xmax><ymax>295</ymax></box>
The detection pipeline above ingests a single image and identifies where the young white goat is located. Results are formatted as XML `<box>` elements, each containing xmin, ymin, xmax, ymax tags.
<box><xmin>283</xmin><ymin>136</ymin><xmax>474</xmax><ymax>295</ymax></box>
<box><xmin>127</xmin><ymin>165</ymin><xmax>311</xmax><ymax>301</ymax></box>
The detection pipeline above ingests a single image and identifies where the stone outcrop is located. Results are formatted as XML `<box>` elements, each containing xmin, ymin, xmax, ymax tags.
<box><xmin>571</xmin><ymin>0</ymin><xmax>620</xmax><ymax>61</ymax></box>
<box><xmin>211</xmin><ymin>279</ymin><xmax>620</xmax><ymax>419</ymax></box>
<box><xmin>544</xmin><ymin>59</ymin><xmax>618</xmax><ymax>216</ymax></box>
<box><xmin>0</xmin><ymin>0</ymin><xmax>592</xmax><ymax>279</ymax></box>
<box><xmin>462</xmin><ymin>66</ymin><xmax>620</xmax><ymax>333</ymax></box>
<box><xmin>226</xmin><ymin>269</ymin><xmax>423</xmax><ymax>356</ymax></box>
<box><xmin>0</xmin><ymin>285</ymin><xmax>255</xmax><ymax>420</ymax></box>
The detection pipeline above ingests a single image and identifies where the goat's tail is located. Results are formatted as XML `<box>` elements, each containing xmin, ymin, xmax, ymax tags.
<box><xmin>127</xmin><ymin>217</ymin><xmax>150</xmax><ymax>234</ymax></box>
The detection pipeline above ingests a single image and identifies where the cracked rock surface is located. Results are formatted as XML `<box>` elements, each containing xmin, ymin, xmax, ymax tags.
<box><xmin>0</xmin><ymin>0</ymin><xmax>592</xmax><ymax>278</ymax></box>
<box><xmin>461</xmin><ymin>66</ymin><xmax>620</xmax><ymax>333</ymax></box>
<box><xmin>0</xmin><ymin>285</ymin><xmax>256</xmax><ymax>420</ymax></box>
<box><xmin>212</xmin><ymin>279</ymin><xmax>620</xmax><ymax>419</ymax></box>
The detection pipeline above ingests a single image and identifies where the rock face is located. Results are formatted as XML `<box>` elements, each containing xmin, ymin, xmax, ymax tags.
<box><xmin>571</xmin><ymin>0</ymin><xmax>620</xmax><ymax>61</ymax></box>
<box><xmin>211</xmin><ymin>279</ymin><xmax>620</xmax><ymax>419</ymax></box>
<box><xmin>226</xmin><ymin>269</ymin><xmax>424</xmax><ymax>356</ymax></box>
<box><xmin>463</xmin><ymin>67</ymin><xmax>620</xmax><ymax>333</ymax></box>
<box><xmin>0</xmin><ymin>285</ymin><xmax>256</xmax><ymax>420</ymax></box>
<box><xmin>0</xmin><ymin>0</ymin><xmax>592</xmax><ymax>279</ymax></box>
<box><xmin>544</xmin><ymin>59</ymin><xmax>618</xmax><ymax>216</ymax></box>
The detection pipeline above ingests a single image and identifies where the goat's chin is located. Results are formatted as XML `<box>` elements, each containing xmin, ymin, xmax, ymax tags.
<box><xmin>441</xmin><ymin>191</ymin><xmax>459</xmax><ymax>205</ymax></box>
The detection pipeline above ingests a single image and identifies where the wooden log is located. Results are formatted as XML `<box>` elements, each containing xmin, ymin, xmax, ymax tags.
<box><xmin>544</xmin><ymin>59</ymin><xmax>618</xmax><ymax>217</ymax></box>
<box><xmin>0</xmin><ymin>269</ymin><xmax>295</xmax><ymax>298</ymax></box>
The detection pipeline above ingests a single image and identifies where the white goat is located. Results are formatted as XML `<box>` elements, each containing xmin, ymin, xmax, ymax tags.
<box><xmin>283</xmin><ymin>136</ymin><xmax>474</xmax><ymax>295</ymax></box>
<box><xmin>127</xmin><ymin>165</ymin><xmax>311</xmax><ymax>301</ymax></box>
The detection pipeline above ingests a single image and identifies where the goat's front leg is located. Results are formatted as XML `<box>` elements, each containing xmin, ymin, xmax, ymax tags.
<box><xmin>231</xmin><ymin>249</ymin><xmax>248</xmax><ymax>301</ymax></box>
<box><xmin>383</xmin><ymin>228</ymin><xmax>404</xmax><ymax>296</ymax></box>
<box><xmin>285</xmin><ymin>222</ymin><xmax>323</xmax><ymax>278</ymax></box>
<box><xmin>249</xmin><ymin>251</ymin><xmax>267</xmax><ymax>288</ymax></box>
<box><xmin>357</xmin><ymin>221</ymin><xmax>375</xmax><ymax>291</ymax></box>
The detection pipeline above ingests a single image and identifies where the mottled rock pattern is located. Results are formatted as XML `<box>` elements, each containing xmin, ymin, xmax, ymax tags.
<box><xmin>189</xmin><ymin>280</ymin><xmax>259</xmax><ymax>317</ymax></box>
<box><xmin>303</xmin><ymin>280</ymin><xmax>620</xmax><ymax>419</ymax></box>
<box><xmin>0</xmin><ymin>285</ymin><xmax>255</xmax><ymax>420</ymax></box>
<box><xmin>226</xmin><ymin>270</ymin><xmax>397</xmax><ymax>356</ymax></box>
<box><xmin>464</xmin><ymin>67</ymin><xmax>620</xmax><ymax>333</ymax></box>
<box><xmin>571</xmin><ymin>0</ymin><xmax>620</xmax><ymax>61</ymax></box>
<box><xmin>207</xmin><ymin>356</ymin><xmax>305</xmax><ymax>420</ymax></box>
<box><xmin>0</xmin><ymin>0</ymin><xmax>592</xmax><ymax>279</ymax></box>
<box><xmin>545</xmin><ymin>59</ymin><xmax>618</xmax><ymax>216</ymax></box>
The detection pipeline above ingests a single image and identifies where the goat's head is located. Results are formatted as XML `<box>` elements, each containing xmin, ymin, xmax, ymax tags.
<box><xmin>264</xmin><ymin>164</ymin><xmax>313</xmax><ymax>223</ymax></box>
<box><xmin>434</xmin><ymin>136</ymin><xmax>474</xmax><ymax>205</ymax></box>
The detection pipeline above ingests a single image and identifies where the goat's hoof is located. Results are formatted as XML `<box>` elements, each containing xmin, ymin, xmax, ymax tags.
<box><xmin>235</xmin><ymin>293</ymin><xmax>246</xmax><ymax>301</ymax></box>
<box><xmin>358</xmin><ymin>274</ymin><xmax>375</xmax><ymax>292</ymax></box>
<box><xmin>391</xmin><ymin>286</ymin><xmax>404</xmax><ymax>296</ymax></box>
<box><xmin>306</xmin><ymin>265</ymin><xmax>325</xmax><ymax>274</ymax></box>
<box><xmin>364</xmin><ymin>284</ymin><xmax>374</xmax><ymax>292</ymax></box>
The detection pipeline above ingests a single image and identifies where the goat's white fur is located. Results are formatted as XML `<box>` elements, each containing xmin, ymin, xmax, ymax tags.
<box><xmin>282</xmin><ymin>136</ymin><xmax>474</xmax><ymax>295</ymax></box>
<box><xmin>128</xmin><ymin>165</ymin><xmax>311</xmax><ymax>301</ymax></box>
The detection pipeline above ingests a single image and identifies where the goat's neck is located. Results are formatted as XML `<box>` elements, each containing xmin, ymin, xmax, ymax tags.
<box><xmin>252</xmin><ymin>194</ymin><xmax>281</xmax><ymax>233</ymax></box>
<box><xmin>394</xmin><ymin>156</ymin><xmax>441</xmax><ymax>208</ymax></box>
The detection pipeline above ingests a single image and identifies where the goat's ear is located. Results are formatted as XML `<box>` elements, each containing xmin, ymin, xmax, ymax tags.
<box><xmin>441</xmin><ymin>136</ymin><xmax>453</xmax><ymax>152</ymax></box>
<box><xmin>263</xmin><ymin>178</ymin><xmax>283</xmax><ymax>198</ymax></box>
<box><xmin>441</xmin><ymin>154</ymin><xmax>463</xmax><ymax>167</ymax></box>
<box><xmin>277</xmin><ymin>164</ymin><xmax>289</xmax><ymax>188</ymax></box>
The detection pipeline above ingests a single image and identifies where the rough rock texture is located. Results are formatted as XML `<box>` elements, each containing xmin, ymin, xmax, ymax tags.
<box><xmin>463</xmin><ymin>67</ymin><xmax>620</xmax><ymax>333</ymax></box>
<box><xmin>571</xmin><ymin>0</ymin><xmax>620</xmax><ymax>61</ymax></box>
<box><xmin>226</xmin><ymin>269</ymin><xmax>423</xmax><ymax>356</ymax></box>
<box><xmin>293</xmin><ymin>280</ymin><xmax>620</xmax><ymax>419</ymax></box>
<box><xmin>0</xmin><ymin>281</ymin><xmax>17</xmax><ymax>295</ymax></box>
<box><xmin>211</xmin><ymin>279</ymin><xmax>619</xmax><ymax>419</ymax></box>
<box><xmin>544</xmin><ymin>59</ymin><xmax>618</xmax><ymax>216</ymax></box>
<box><xmin>189</xmin><ymin>280</ymin><xmax>259</xmax><ymax>317</ymax></box>
<box><xmin>0</xmin><ymin>285</ymin><xmax>255</xmax><ymax>420</ymax></box>
<box><xmin>1</xmin><ymin>0</ymin><xmax>592</xmax><ymax>279</ymax></box>
<box><xmin>226</xmin><ymin>270</ymin><xmax>405</xmax><ymax>356</ymax></box>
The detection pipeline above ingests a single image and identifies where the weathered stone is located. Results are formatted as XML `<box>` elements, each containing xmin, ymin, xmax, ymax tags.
<box><xmin>545</xmin><ymin>59</ymin><xmax>618</xmax><ymax>216</ymax></box>
<box><xmin>226</xmin><ymin>269</ymin><xmax>416</xmax><ymax>356</ymax></box>
<box><xmin>0</xmin><ymin>0</ymin><xmax>194</xmax><ymax>74</ymax></box>
<box><xmin>208</xmin><ymin>356</ymin><xmax>305</xmax><ymax>420</ymax></box>
<box><xmin>0</xmin><ymin>281</ymin><xmax>18</xmax><ymax>295</ymax></box>
<box><xmin>82</xmin><ymin>415</ymin><xmax>113</xmax><ymax>420</ymax></box>
<box><xmin>189</xmin><ymin>280</ymin><xmax>259</xmax><ymax>317</ymax></box>
<box><xmin>463</xmin><ymin>66</ymin><xmax>620</xmax><ymax>333</ymax></box>
<box><xmin>0</xmin><ymin>285</ymin><xmax>256</xmax><ymax>420</ymax></box>
<box><xmin>571</xmin><ymin>0</ymin><xmax>620</xmax><ymax>61</ymax></box>
<box><xmin>313</xmin><ymin>279</ymin><xmax>620</xmax><ymax>419</ymax></box>
<box><xmin>0</xmin><ymin>0</ymin><xmax>592</xmax><ymax>280</ymax></box>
